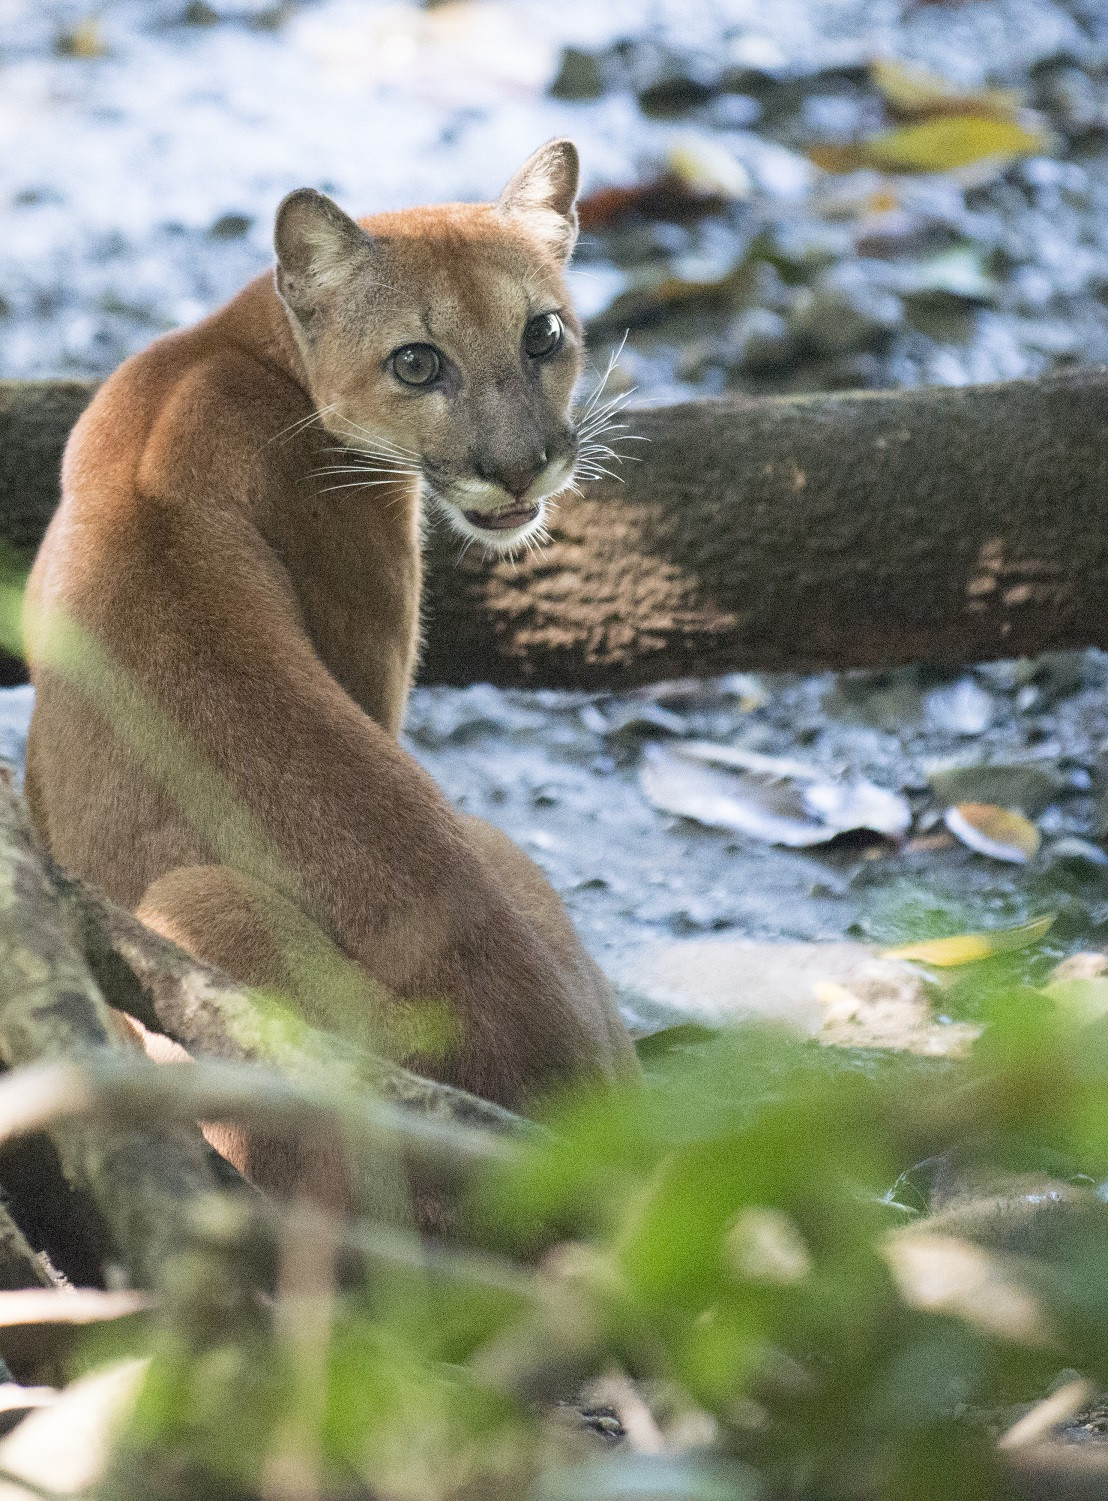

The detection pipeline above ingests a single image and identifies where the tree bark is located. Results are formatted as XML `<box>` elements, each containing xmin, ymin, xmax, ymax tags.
<box><xmin>0</xmin><ymin>770</ymin><xmax>225</xmax><ymax>1288</ymax></box>
<box><xmin>4</xmin><ymin>369</ymin><xmax>1108</xmax><ymax>687</ymax></box>
<box><xmin>0</xmin><ymin>769</ymin><xmax>523</xmax><ymax>1237</ymax></box>
<box><xmin>72</xmin><ymin>881</ymin><xmax>525</xmax><ymax>1145</ymax></box>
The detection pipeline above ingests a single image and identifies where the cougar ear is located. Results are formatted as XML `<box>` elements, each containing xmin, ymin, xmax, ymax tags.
<box><xmin>497</xmin><ymin>139</ymin><xmax>579</xmax><ymax>263</ymax></box>
<box><xmin>274</xmin><ymin>188</ymin><xmax>377</xmax><ymax>322</ymax></box>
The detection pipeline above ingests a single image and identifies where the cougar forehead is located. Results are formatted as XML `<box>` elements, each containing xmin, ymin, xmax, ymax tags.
<box><xmin>313</xmin><ymin>204</ymin><xmax>580</xmax><ymax>404</ymax></box>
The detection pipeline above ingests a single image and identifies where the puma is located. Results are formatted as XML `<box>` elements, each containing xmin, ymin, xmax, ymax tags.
<box><xmin>23</xmin><ymin>140</ymin><xmax>638</xmax><ymax>1194</ymax></box>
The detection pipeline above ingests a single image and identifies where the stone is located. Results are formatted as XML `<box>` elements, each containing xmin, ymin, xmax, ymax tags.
<box><xmin>787</xmin><ymin>269</ymin><xmax>903</xmax><ymax>358</ymax></box>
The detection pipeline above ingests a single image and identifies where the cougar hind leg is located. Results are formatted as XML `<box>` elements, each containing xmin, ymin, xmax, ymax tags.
<box><xmin>134</xmin><ymin>863</ymin><xmax>386</xmax><ymax>1211</ymax></box>
<box><xmin>459</xmin><ymin>817</ymin><xmax>640</xmax><ymax>1079</ymax></box>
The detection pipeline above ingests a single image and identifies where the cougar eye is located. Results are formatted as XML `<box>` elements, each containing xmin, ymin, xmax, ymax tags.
<box><xmin>390</xmin><ymin>343</ymin><xmax>441</xmax><ymax>387</ymax></box>
<box><xmin>523</xmin><ymin>312</ymin><xmax>563</xmax><ymax>360</ymax></box>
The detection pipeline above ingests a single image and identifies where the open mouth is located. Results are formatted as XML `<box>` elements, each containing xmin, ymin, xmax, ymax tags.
<box><xmin>461</xmin><ymin>502</ymin><xmax>540</xmax><ymax>533</ymax></box>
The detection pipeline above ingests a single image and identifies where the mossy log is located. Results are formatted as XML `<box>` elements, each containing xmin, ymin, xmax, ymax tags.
<box><xmin>0</xmin><ymin>771</ymin><xmax>223</xmax><ymax>1288</ymax></box>
<box><xmin>0</xmin><ymin>768</ymin><xmax>522</xmax><ymax>1263</ymax></box>
<box><xmin>4</xmin><ymin>370</ymin><xmax>1108</xmax><ymax>687</ymax></box>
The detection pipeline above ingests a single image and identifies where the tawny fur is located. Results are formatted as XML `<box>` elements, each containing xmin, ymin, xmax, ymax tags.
<box><xmin>24</xmin><ymin>142</ymin><xmax>637</xmax><ymax>1199</ymax></box>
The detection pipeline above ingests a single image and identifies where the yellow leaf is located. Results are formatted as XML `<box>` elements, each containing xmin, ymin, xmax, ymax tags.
<box><xmin>944</xmin><ymin>802</ymin><xmax>1041</xmax><ymax>863</ymax></box>
<box><xmin>883</xmin><ymin>913</ymin><xmax>1056</xmax><ymax>967</ymax></box>
<box><xmin>862</xmin><ymin>115</ymin><xmax>1049</xmax><ymax>173</ymax></box>
<box><xmin>871</xmin><ymin>59</ymin><xmax>1022</xmax><ymax>122</ymax></box>
<box><xmin>56</xmin><ymin>17</ymin><xmax>107</xmax><ymax>58</ymax></box>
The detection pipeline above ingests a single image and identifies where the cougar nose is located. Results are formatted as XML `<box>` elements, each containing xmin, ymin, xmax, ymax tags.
<box><xmin>477</xmin><ymin>450</ymin><xmax>548</xmax><ymax>499</ymax></box>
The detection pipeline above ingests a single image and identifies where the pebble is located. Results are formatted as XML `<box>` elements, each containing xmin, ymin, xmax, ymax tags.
<box><xmin>787</xmin><ymin>270</ymin><xmax>903</xmax><ymax>358</ymax></box>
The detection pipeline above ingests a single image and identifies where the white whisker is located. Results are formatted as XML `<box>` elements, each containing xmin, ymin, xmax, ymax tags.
<box><xmin>266</xmin><ymin>401</ymin><xmax>339</xmax><ymax>448</ymax></box>
<box><xmin>329</xmin><ymin>415</ymin><xmax>421</xmax><ymax>461</ymax></box>
<box><xmin>577</xmin><ymin>331</ymin><xmax>630</xmax><ymax>422</ymax></box>
<box><xmin>316</xmin><ymin>478</ymin><xmax>415</xmax><ymax>495</ymax></box>
<box><xmin>314</xmin><ymin>464</ymin><xmax>418</xmax><ymax>477</ymax></box>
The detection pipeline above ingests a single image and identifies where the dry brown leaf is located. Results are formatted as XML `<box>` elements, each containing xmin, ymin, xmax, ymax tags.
<box><xmin>944</xmin><ymin>802</ymin><xmax>1041</xmax><ymax>863</ymax></box>
<box><xmin>578</xmin><ymin>176</ymin><xmax>734</xmax><ymax>231</ymax></box>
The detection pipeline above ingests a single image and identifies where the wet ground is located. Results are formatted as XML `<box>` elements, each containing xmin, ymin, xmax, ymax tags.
<box><xmin>4</xmin><ymin>0</ymin><xmax>1108</xmax><ymax>395</ymax></box>
<box><xmin>7</xmin><ymin>650</ymin><xmax>1108</xmax><ymax>1028</ymax></box>
<box><xmin>5</xmin><ymin>0</ymin><xmax>1108</xmax><ymax>1019</ymax></box>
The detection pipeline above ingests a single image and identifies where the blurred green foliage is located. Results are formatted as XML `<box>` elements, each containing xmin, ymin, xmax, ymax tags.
<box><xmin>8</xmin><ymin>508</ymin><xmax>1108</xmax><ymax>1499</ymax></box>
<box><xmin>84</xmin><ymin>953</ymin><xmax>1108</xmax><ymax>1501</ymax></box>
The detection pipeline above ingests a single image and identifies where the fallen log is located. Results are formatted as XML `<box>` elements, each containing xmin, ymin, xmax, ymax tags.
<box><xmin>3</xmin><ymin>369</ymin><xmax>1108</xmax><ymax>687</ymax></box>
<box><xmin>71</xmin><ymin>880</ymin><xmax>526</xmax><ymax>1145</ymax></box>
<box><xmin>0</xmin><ymin>771</ymin><xmax>224</xmax><ymax>1288</ymax></box>
<box><xmin>0</xmin><ymin>769</ymin><xmax>524</xmax><ymax>1226</ymax></box>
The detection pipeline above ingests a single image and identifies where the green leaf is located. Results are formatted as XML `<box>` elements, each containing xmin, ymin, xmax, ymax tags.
<box><xmin>634</xmin><ymin>1023</ymin><xmax>721</xmax><ymax>1061</ymax></box>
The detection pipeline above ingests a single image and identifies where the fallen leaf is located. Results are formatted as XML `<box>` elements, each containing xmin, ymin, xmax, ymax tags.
<box><xmin>586</xmin><ymin>261</ymin><xmax>756</xmax><ymax>334</ymax></box>
<box><xmin>578</xmin><ymin>165</ymin><xmax>739</xmax><ymax>231</ymax></box>
<box><xmin>871</xmin><ymin>58</ymin><xmax>1022</xmax><ymax>123</ymax></box>
<box><xmin>864</xmin><ymin>114</ymin><xmax>1050</xmax><ymax>173</ymax></box>
<box><xmin>927</xmin><ymin>761</ymin><xmax>1067</xmax><ymax>816</ymax></box>
<box><xmin>883</xmin><ymin>913</ymin><xmax>1055</xmax><ymax>967</ymax></box>
<box><xmin>923</xmin><ymin>676</ymin><xmax>996</xmax><ymax>734</ymax></box>
<box><xmin>1044</xmin><ymin>836</ymin><xmax>1108</xmax><ymax>867</ymax></box>
<box><xmin>884</xmin><ymin>1232</ymin><xmax>1054</xmax><ymax>1345</ymax></box>
<box><xmin>809</xmin><ymin>143</ymin><xmax>873</xmax><ymax>173</ymax></box>
<box><xmin>666</xmin><ymin>136</ymin><xmax>751</xmax><ymax>201</ymax></box>
<box><xmin>944</xmin><ymin>802</ymin><xmax>1041</xmax><ymax>863</ymax></box>
<box><xmin>802</xmin><ymin>774</ymin><xmax>912</xmax><ymax>839</ymax></box>
<box><xmin>903</xmin><ymin>831</ymin><xmax>957</xmax><ymax>853</ymax></box>
<box><xmin>55</xmin><ymin>16</ymin><xmax>107</xmax><ymax>57</ymax></box>
<box><xmin>896</xmin><ymin>245</ymin><xmax>997</xmax><ymax>302</ymax></box>
<box><xmin>812</xmin><ymin>115</ymin><xmax>1050</xmax><ymax>175</ymax></box>
<box><xmin>639</xmin><ymin>741</ymin><xmax>910</xmax><ymax>845</ymax></box>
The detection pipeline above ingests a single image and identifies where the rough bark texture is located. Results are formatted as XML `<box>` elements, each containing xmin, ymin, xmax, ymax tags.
<box><xmin>0</xmin><ymin>771</ymin><xmax>223</xmax><ymax>1288</ymax></box>
<box><xmin>4</xmin><ymin>370</ymin><xmax>1108</xmax><ymax>686</ymax></box>
<box><xmin>0</xmin><ymin>1206</ymin><xmax>54</xmax><ymax>1297</ymax></box>
<box><xmin>0</xmin><ymin>767</ymin><xmax>521</xmax><ymax>1220</ymax></box>
<box><xmin>75</xmin><ymin>883</ymin><xmax>524</xmax><ymax>1141</ymax></box>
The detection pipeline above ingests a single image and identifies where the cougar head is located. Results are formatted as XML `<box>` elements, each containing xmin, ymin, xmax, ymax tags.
<box><xmin>274</xmin><ymin>140</ymin><xmax>584</xmax><ymax>552</ymax></box>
